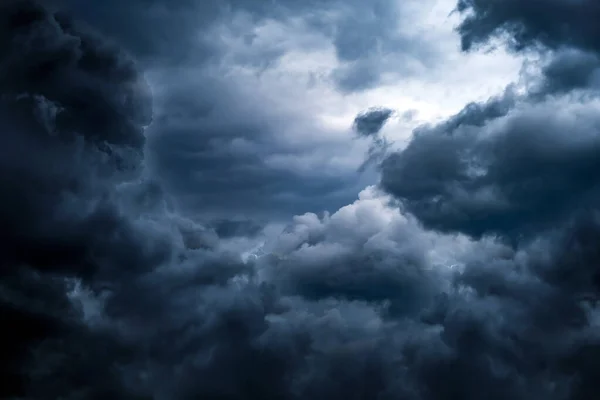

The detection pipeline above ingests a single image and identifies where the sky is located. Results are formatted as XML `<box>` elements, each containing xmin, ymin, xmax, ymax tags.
<box><xmin>1</xmin><ymin>0</ymin><xmax>600</xmax><ymax>399</ymax></box>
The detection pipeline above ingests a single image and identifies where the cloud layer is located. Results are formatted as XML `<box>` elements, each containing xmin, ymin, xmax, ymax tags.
<box><xmin>2</xmin><ymin>0</ymin><xmax>600</xmax><ymax>400</ymax></box>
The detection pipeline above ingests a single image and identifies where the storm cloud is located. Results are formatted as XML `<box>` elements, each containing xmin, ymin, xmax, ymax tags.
<box><xmin>3</xmin><ymin>0</ymin><xmax>600</xmax><ymax>400</ymax></box>
<box><xmin>353</xmin><ymin>107</ymin><xmax>394</xmax><ymax>137</ymax></box>
<box><xmin>51</xmin><ymin>0</ymin><xmax>438</xmax><ymax>86</ymax></box>
<box><xmin>457</xmin><ymin>0</ymin><xmax>600</xmax><ymax>53</ymax></box>
<box><xmin>381</xmin><ymin>95</ymin><xmax>600</xmax><ymax>238</ymax></box>
<box><xmin>381</xmin><ymin>0</ymin><xmax>600</xmax><ymax>238</ymax></box>
<box><xmin>48</xmin><ymin>0</ymin><xmax>424</xmax><ymax>220</ymax></box>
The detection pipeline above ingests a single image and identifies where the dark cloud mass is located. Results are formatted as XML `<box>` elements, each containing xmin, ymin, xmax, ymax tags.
<box><xmin>381</xmin><ymin>94</ymin><xmax>600</xmax><ymax>237</ymax></box>
<box><xmin>353</xmin><ymin>107</ymin><xmax>394</xmax><ymax>172</ymax></box>
<box><xmin>48</xmin><ymin>0</ymin><xmax>402</xmax><ymax>219</ymax></box>
<box><xmin>353</xmin><ymin>107</ymin><xmax>394</xmax><ymax>137</ymax></box>
<box><xmin>3</xmin><ymin>0</ymin><xmax>600</xmax><ymax>400</ymax></box>
<box><xmin>457</xmin><ymin>0</ymin><xmax>600</xmax><ymax>53</ymax></box>
<box><xmin>381</xmin><ymin>0</ymin><xmax>600</xmax><ymax>238</ymax></box>
<box><xmin>52</xmin><ymin>0</ymin><xmax>433</xmax><ymax>75</ymax></box>
<box><xmin>143</xmin><ymin>72</ymin><xmax>365</xmax><ymax>220</ymax></box>
<box><xmin>533</xmin><ymin>48</ymin><xmax>600</xmax><ymax>96</ymax></box>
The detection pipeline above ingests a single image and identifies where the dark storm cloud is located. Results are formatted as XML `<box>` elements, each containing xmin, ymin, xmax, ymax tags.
<box><xmin>44</xmin><ymin>0</ymin><xmax>320</xmax><ymax>62</ymax></box>
<box><xmin>380</xmin><ymin>0</ymin><xmax>600</xmax><ymax>239</ymax></box>
<box><xmin>0</xmin><ymin>0</ymin><xmax>157</xmax><ymax>280</ymax></box>
<box><xmin>0</xmin><ymin>1</ymin><xmax>157</xmax><ymax>396</ymax></box>
<box><xmin>44</xmin><ymin>0</ymin><xmax>438</xmax><ymax>221</ymax></box>
<box><xmin>144</xmin><ymin>72</ymin><xmax>367</xmax><ymax>219</ymax></box>
<box><xmin>353</xmin><ymin>107</ymin><xmax>394</xmax><ymax>136</ymax></box>
<box><xmin>381</xmin><ymin>93</ymin><xmax>600</xmax><ymax>238</ymax></box>
<box><xmin>210</xmin><ymin>218</ymin><xmax>264</xmax><ymax>238</ymax></box>
<box><xmin>260</xmin><ymin>201</ymin><xmax>445</xmax><ymax>315</ymax></box>
<box><xmin>4</xmin><ymin>1</ymin><xmax>600</xmax><ymax>400</ymax></box>
<box><xmin>353</xmin><ymin>107</ymin><xmax>395</xmax><ymax>173</ymax></box>
<box><xmin>456</xmin><ymin>0</ymin><xmax>600</xmax><ymax>99</ymax></box>
<box><xmin>54</xmin><ymin>0</ymin><xmax>436</xmax><ymax>89</ymax></box>
<box><xmin>457</xmin><ymin>0</ymin><xmax>600</xmax><ymax>53</ymax></box>
<box><xmin>0</xmin><ymin>0</ymin><xmax>152</xmax><ymax>150</ymax></box>
<box><xmin>48</xmin><ymin>0</ymin><xmax>223</xmax><ymax>62</ymax></box>
<box><xmin>531</xmin><ymin>49</ymin><xmax>600</xmax><ymax>97</ymax></box>
<box><xmin>370</xmin><ymin>4</ymin><xmax>600</xmax><ymax>395</ymax></box>
<box><xmin>48</xmin><ymin>0</ymin><xmax>402</xmax><ymax>219</ymax></box>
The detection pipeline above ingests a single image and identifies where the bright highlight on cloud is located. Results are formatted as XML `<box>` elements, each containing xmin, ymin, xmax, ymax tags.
<box><xmin>2</xmin><ymin>0</ymin><xmax>600</xmax><ymax>399</ymax></box>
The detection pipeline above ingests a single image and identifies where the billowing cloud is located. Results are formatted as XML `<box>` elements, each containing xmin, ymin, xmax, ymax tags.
<box><xmin>143</xmin><ymin>69</ymin><xmax>369</xmax><ymax>220</ymax></box>
<box><xmin>0</xmin><ymin>0</ymin><xmax>152</xmax><ymax>150</ymax></box>
<box><xmin>532</xmin><ymin>48</ymin><xmax>600</xmax><ymax>96</ymax></box>
<box><xmin>48</xmin><ymin>0</ymin><xmax>415</xmax><ymax>220</ymax></box>
<box><xmin>43</xmin><ymin>0</ymin><xmax>511</xmax><ymax>223</ymax></box>
<box><xmin>3</xmin><ymin>0</ymin><xmax>600</xmax><ymax>400</ymax></box>
<box><xmin>457</xmin><ymin>0</ymin><xmax>600</xmax><ymax>53</ymax></box>
<box><xmin>52</xmin><ymin>0</ymin><xmax>439</xmax><ymax>88</ymax></box>
<box><xmin>0</xmin><ymin>0</ymin><xmax>156</xmax><ymax>395</ymax></box>
<box><xmin>381</xmin><ymin>0</ymin><xmax>600</xmax><ymax>240</ymax></box>
<box><xmin>381</xmin><ymin>95</ymin><xmax>600</xmax><ymax>238</ymax></box>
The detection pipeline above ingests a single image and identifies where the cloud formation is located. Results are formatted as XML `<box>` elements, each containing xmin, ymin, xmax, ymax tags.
<box><xmin>353</xmin><ymin>107</ymin><xmax>394</xmax><ymax>137</ymax></box>
<box><xmin>144</xmin><ymin>69</ymin><xmax>366</xmax><ymax>220</ymax></box>
<box><xmin>457</xmin><ymin>0</ymin><xmax>600</xmax><ymax>53</ymax></box>
<box><xmin>51</xmin><ymin>0</ymin><xmax>414</xmax><ymax>221</ymax></box>
<box><xmin>2</xmin><ymin>1</ymin><xmax>600</xmax><ymax>400</ymax></box>
<box><xmin>381</xmin><ymin>95</ymin><xmax>600</xmax><ymax>238</ymax></box>
<box><xmin>381</xmin><ymin>0</ymin><xmax>600</xmax><ymax>238</ymax></box>
<box><xmin>53</xmin><ymin>0</ymin><xmax>437</xmax><ymax>85</ymax></box>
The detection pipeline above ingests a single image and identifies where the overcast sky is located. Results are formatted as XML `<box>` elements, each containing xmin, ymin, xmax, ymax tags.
<box><xmin>2</xmin><ymin>0</ymin><xmax>600</xmax><ymax>399</ymax></box>
<box><xmin>48</xmin><ymin>0</ymin><xmax>523</xmax><ymax>223</ymax></box>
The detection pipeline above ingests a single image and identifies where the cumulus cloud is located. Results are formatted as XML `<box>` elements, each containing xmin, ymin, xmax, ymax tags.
<box><xmin>381</xmin><ymin>96</ymin><xmax>600</xmax><ymax>238</ymax></box>
<box><xmin>3</xmin><ymin>0</ymin><xmax>600</xmax><ymax>400</ymax></box>
<box><xmin>380</xmin><ymin>0</ymin><xmax>600</xmax><ymax>240</ymax></box>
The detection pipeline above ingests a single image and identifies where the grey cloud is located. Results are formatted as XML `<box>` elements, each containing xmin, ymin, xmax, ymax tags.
<box><xmin>380</xmin><ymin>0</ymin><xmax>600</xmax><ymax>239</ymax></box>
<box><xmin>35</xmin><ymin>210</ymin><xmax>600</xmax><ymax>400</ymax></box>
<box><xmin>531</xmin><ymin>49</ymin><xmax>600</xmax><ymax>97</ymax></box>
<box><xmin>54</xmin><ymin>0</ymin><xmax>438</xmax><ymax>91</ymax></box>
<box><xmin>4</xmin><ymin>1</ymin><xmax>600</xmax><ymax>400</ymax></box>
<box><xmin>0</xmin><ymin>0</ymin><xmax>152</xmax><ymax>151</ymax></box>
<box><xmin>332</xmin><ymin>60</ymin><xmax>383</xmax><ymax>93</ymax></box>
<box><xmin>457</xmin><ymin>0</ymin><xmax>600</xmax><ymax>54</ymax></box>
<box><xmin>457</xmin><ymin>0</ymin><xmax>600</xmax><ymax>99</ymax></box>
<box><xmin>0</xmin><ymin>1</ymin><xmax>159</xmax><ymax>396</ymax></box>
<box><xmin>381</xmin><ymin>96</ymin><xmax>600</xmax><ymax>238</ymax></box>
<box><xmin>44</xmin><ymin>0</ymin><xmax>436</xmax><ymax>221</ymax></box>
<box><xmin>353</xmin><ymin>107</ymin><xmax>394</xmax><ymax>172</ymax></box>
<box><xmin>144</xmin><ymin>71</ymin><xmax>368</xmax><ymax>220</ymax></box>
<box><xmin>353</xmin><ymin>107</ymin><xmax>394</xmax><ymax>137</ymax></box>
<box><xmin>259</xmin><ymin>197</ymin><xmax>449</xmax><ymax>315</ymax></box>
<box><xmin>48</xmin><ymin>0</ymin><xmax>390</xmax><ymax>219</ymax></box>
<box><xmin>327</xmin><ymin>0</ymin><xmax>436</xmax><ymax>92</ymax></box>
<box><xmin>210</xmin><ymin>218</ymin><xmax>264</xmax><ymax>239</ymax></box>
<box><xmin>401</xmin><ymin>109</ymin><xmax>419</xmax><ymax>122</ymax></box>
<box><xmin>49</xmin><ymin>0</ymin><xmax>223</xmax><ymax>63</ymax></box>
<box><xmin>440</xmin><ymin>85</ymin><xmax>519</xmax><ymax>131</ymax></box>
